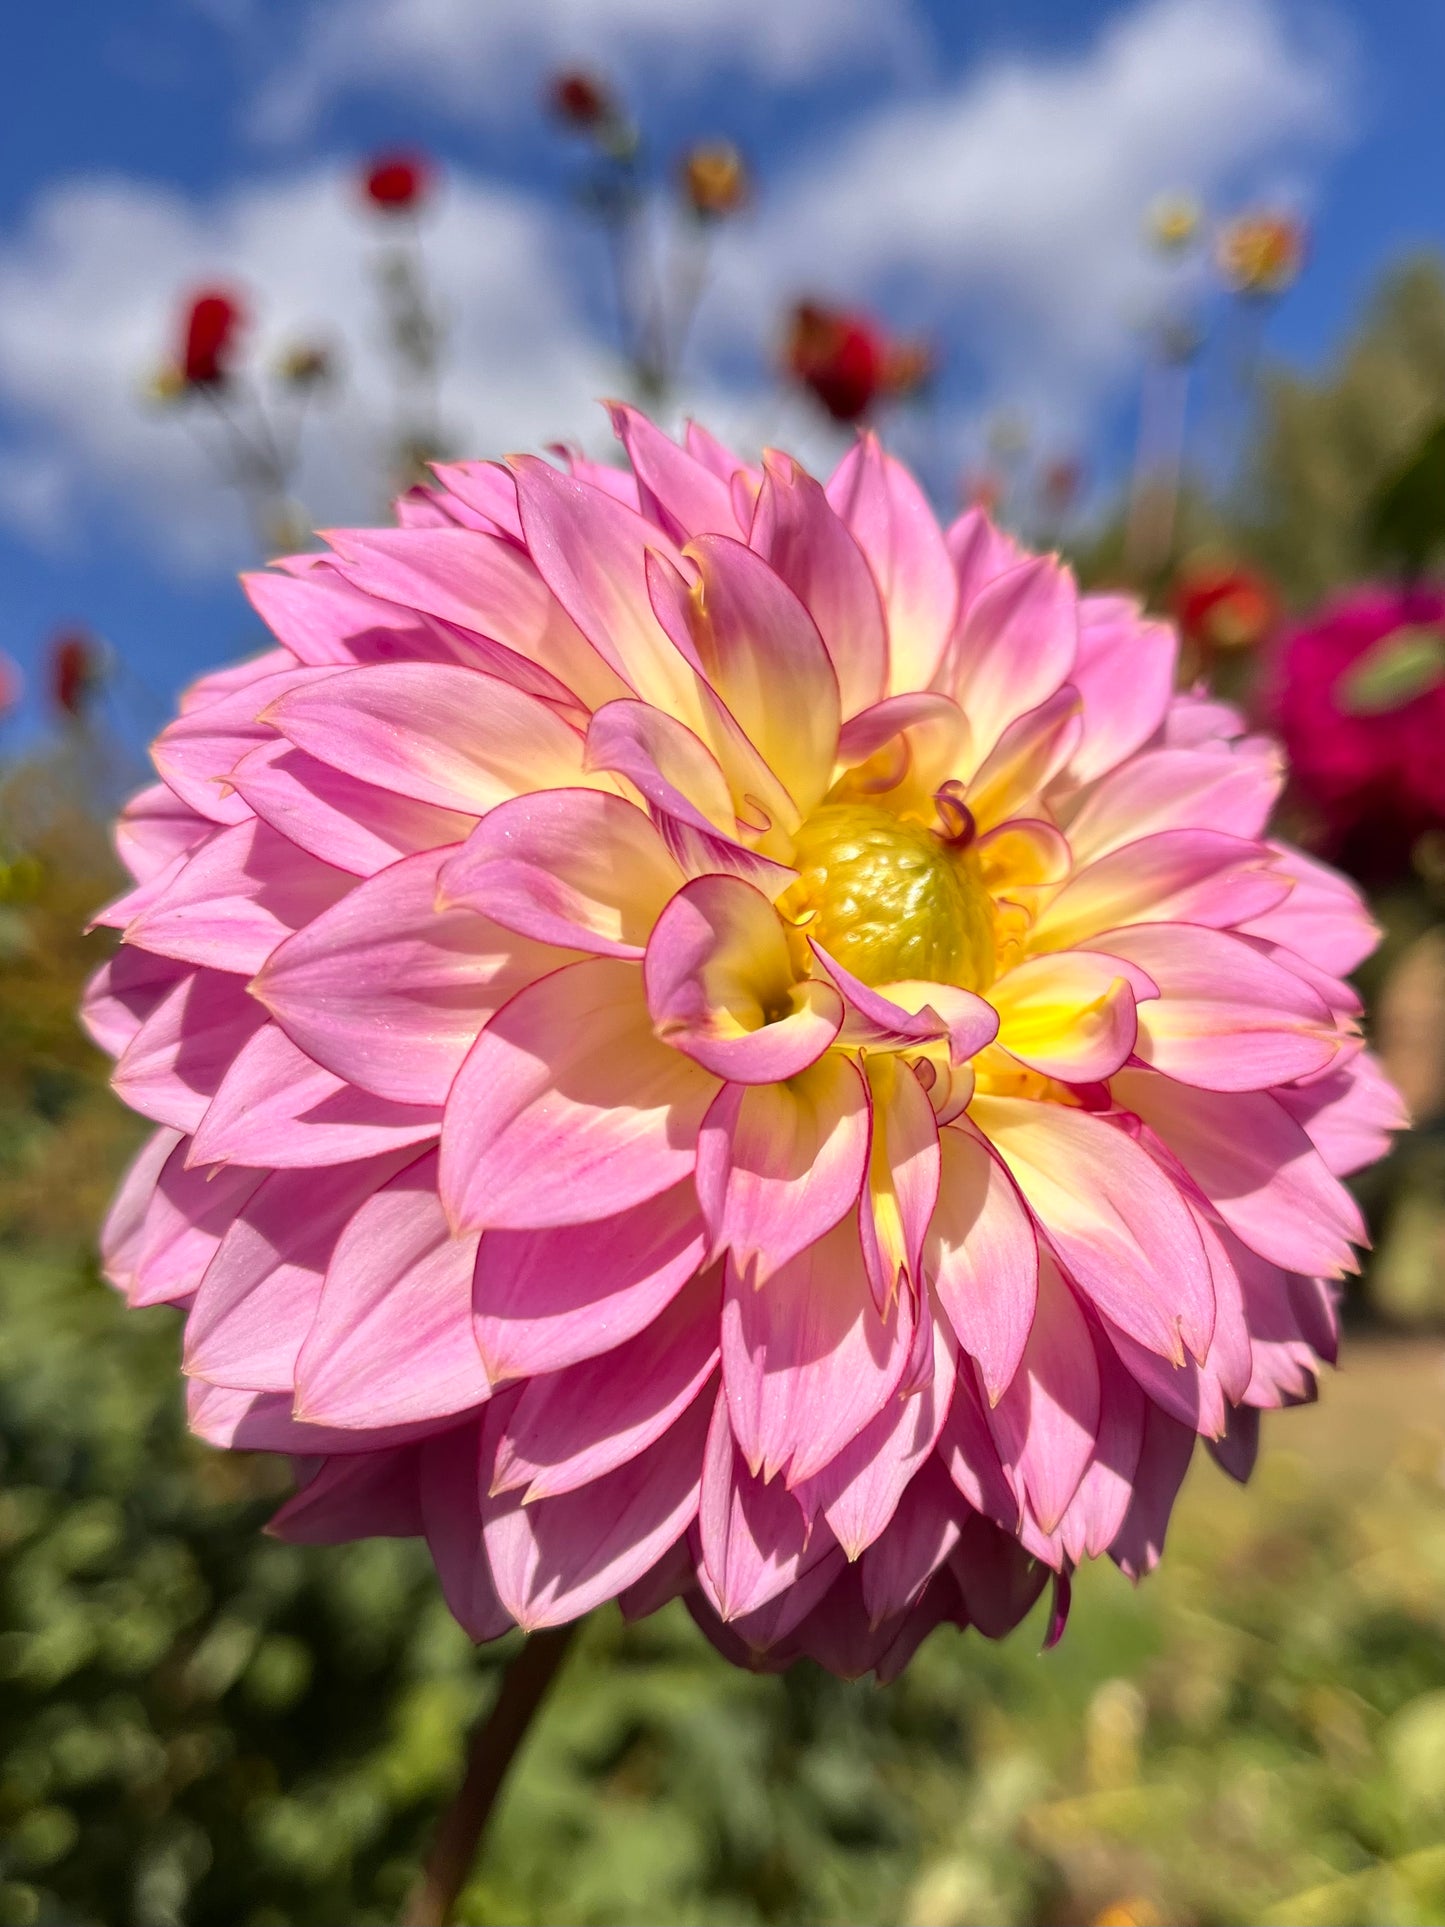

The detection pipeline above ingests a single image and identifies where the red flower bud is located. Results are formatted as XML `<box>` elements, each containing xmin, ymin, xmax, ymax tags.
<box><xmin>363</xmin><ymin>152</ymin><xmax>432</xmax><ymax>212</ymax></box>
<box><xmin>784</xmin><ymin>302</ymin><xmax>886</xmax><ymax>424</ymax></box>
<box><xmin>548</xmin><ymin>70</ymin><xmax>613</xmax><ymax>129</ymax></box>
<box><xmin>181</xmin><ymin>288</ymin><xmax>244</xmax><ymax>387</ymax></box>
<box><xmin>0</xmin><ymin>650</ymin><xmax>21</xmax><ymax>720</ymax></box>
<box><xmin>49</xmin><ymin>629</ymin><xmax>102</xmax><ymax>719</ymax></box>
<box><xmin>1172</xmin><ymin>557</ymin><xmax>1279</xmax><ymax>654</ymax></box>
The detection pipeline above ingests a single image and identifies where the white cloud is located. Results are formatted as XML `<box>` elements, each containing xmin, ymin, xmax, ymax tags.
<box><xmin>0</xmin><ymin>0</ymin><xmax>1352</xmax><ymax>575</ymax></box>
<box><xmin>0</xmin><ymin>168</ymin><xmax>621</xmax><ymax>572</ymax></box>
<box><xmin>252</xmin><ymin>0</ymin><xmax>920</xmax><ymax>142</ymax></box>
<box><xmin>717</xmin><ymin>0</ymin><xmax>1349</xmax><ymax>457</ymax></box>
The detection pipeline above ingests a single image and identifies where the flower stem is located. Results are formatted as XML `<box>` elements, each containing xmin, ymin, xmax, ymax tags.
<box><xmin>402</xmin><ymin>1625</ymin><xmax>576</xmax><ymax>1927</ymax></box>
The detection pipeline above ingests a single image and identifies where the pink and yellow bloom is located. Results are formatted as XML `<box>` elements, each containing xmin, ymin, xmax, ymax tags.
<box><xmin>87</xmin><ymin>410</ymin><xmax>1401</xmax><ymax>1678</ymax></box>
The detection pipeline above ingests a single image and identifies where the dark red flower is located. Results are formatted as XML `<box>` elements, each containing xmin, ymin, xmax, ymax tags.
<box><xmin>363</xmin><ymin>153</ymin><xmax>432</xmax><ymax>212</ymax></box>
<box><xmin>548</xmin><ymin>70</ymin><xmax>613</xmax><ymax>129</ymax></box>
<box><xmin>784</xmin><ymin>303</ymin><xmax>886</xmax><ymax>423</ymax></box>
<box><xmin>0</xmin><ymin>650</ymin><xmax>20</xmax><ymax>719</ymax></box>
<box><xmin>49</xmin><ymin>630</ymin><xmax>102</xmax><ymax>720</ymax></box>
<box><xmin>181</xmin><ymin>288</ymin><xmax>244</xmax><ymax>387</ymax></box>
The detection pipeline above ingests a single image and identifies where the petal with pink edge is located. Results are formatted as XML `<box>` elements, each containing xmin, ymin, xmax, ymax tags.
<box><xmin>985</xmin><ymin>1253</ymin><xmax>1100</xmax><ymax>1535</ymax></box>
<box><xmin>125</xmin><ymin>820</ymin><xmax>353</xmax><ymax>977</ymax></box>
<box><xmin>1113</xmin><ymin>1068</ymin><xmax>1365</xmax><ymax>1278</ymax></box>
<box><xmin>1238</xmin><ymin>842</ymin><xmax>1380</xmax><ymax>977</ymax></box>
<box><xmin>697</xmin><ymin>1393</ymin><xmax>835</xmax><ymax>1621</ymax></box>
<box><xmin>928</xmin><ymin>1120</ymin><xmax>1039</xmax><ymax>1404</ymax></box>
<box><xmin>972</xmin><ymin>1094</ymin><xmax>1214</xmax><ymax>1366</ymax></box>
<box><xmin>262</xmin><ymin>662</ymin><xmax>598</xmax><ymax>815</ymax></box>
<box><xmin>1094</xmin><ymin>923</ymin><xmax>1340</xmax><ymax>1091</ymax></box>
<box><xmin>269</xmin><ymin>1451</ymin><xmax>424</xmax><ymax>1544</ymax></box>
<box><xmin>438</xmin><ymin>788</ymin><xmax>683</xmax><ymax>958</ymax></box>
<box><xmin>721</xmin><ymin>1216</ymin><xmax>913</xmax><ymax>1486</ymax></box>
<box><xmin>989</xmin><ymin>950</ymin><xmax>1154</xmax><ymax>1084</ymax></box>
<box><xmin>1278</xmin><ymin>1049</ymin><xmax>1407</xmax><ymax>1176</ymax></box>
<box><xmin>608</xmin><ymin>403</ymin><xmax>742</xmax><ymax>539</ymax></box>
<box><xmin>80</xmin><ymin>946</ymin><xmax>194</xmax><ymax>1062</ymax></box>
<box><xmin>115</xmin><ymin>782</ymin><xmax>210</xmax><ymax>883</ymax></box>
<box><xmin>695</xmin><ymin>1054</ymin><xmax>870</xmax><ymax>1284</ymax></box>
<box><xmin>492</xmin><ymin>1268</ymin><xmax>721</xmax><ymax>1500</ymax></box>
<box><xmin>749</xmin><ymin>449</ymin><xmax>887</xmax><ymax>718</ymax></box>
<box><xmin>111</xmin><ymin>967</ymin><xmax>267</xmax><ymax>1132</ymax></box>
<box><xmin>190</xmin><ymin>1022</ymin><xmax>440</xmax><ymax>1169</ymax></box>
<box><xmin>294</xmin><ymin>1153</ymin><xmax>489</xmax><ymax>1428</ymax></box>
<box><xmin>858</xmin><ymin>1054</ymin><xmax>940</xmax><ymax>1310</ymax></box>
<box><xmin>483</xmin><ymin>1393</ymin><xmax>711</xmax><ymax>1629</ymax></box>
<box><xmin>1027</xmin><ymin>828</ymin><xmax>1291</xmax><ymax>953</ymax></box>
<box><xmin>827</xmin><ymin>434</ymin><xmax>956</xmax><ymax>695</ymax></box>
<box><xmin>418</xmin><ymin>1423</ymin><xmax>515</xmax><ymax>1641</ymax></box>
<box><xmin>230</xmin><ymin>739</ymin><xmax>476</xmax><ymax>878</ymax></box>
<box><xmin>645</xmin><ymin>876</ymin><xmax>841</xmax><ymax>1082</ymax></box>
<box><xmin>1063</xmin><ymin>741</ymin><xmax>1282</xmax><ymax>864</ymax></box>
<box><xmin>473</xmin><ymin>1181</ymin><xmax>706</xmax><ymax>1381</ymax></box>
<box><xmin>442</xmin><ymin>957</ymin><xmax>718</xmax><ymax>1232</ymax></box>
<box><xmin>120</xmin><ymin>1140</ymin><xmax>263</xmax><ymax>1309</ymax></box>
<box><xmin>1064</xmin><ymin>596</ymin><xmax>1178</xmax><ymax>786</ymax></box>
<box><xmin>949</xmin><ymin>556</ymin><xmax>1078</xmax><ymax>772</ymax></box>
<box><xmin>256</xmin><ymin>847</ymin><xmax>577</xmax><ymax>1107</ymax></box>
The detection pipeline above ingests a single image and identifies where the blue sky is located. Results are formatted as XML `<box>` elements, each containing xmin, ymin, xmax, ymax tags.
<box><xmin>0</xmin><ymin>0</ymin><xmax>1440</xmax><ymax>739</ymax></box>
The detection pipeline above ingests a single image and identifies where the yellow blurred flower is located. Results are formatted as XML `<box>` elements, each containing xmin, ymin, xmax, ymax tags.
<box><xmin>681</xmin><ymin>142</ymin><xmax>749</xmax><ymax>219</ymax></box>
<box><xmin>142</xmin><ymin>364</ymin><xmax>188</xmax><ymax>406</ymax></box>
<box><xmin>1147</xmin><ymin>193</ymin><xmax>1202</xmax><ymax>252</ymax></box>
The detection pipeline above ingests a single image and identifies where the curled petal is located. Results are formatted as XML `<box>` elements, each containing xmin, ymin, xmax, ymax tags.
<box><xmin>646</xmin><ymin>876</ymin><xmax>841</xmax><ymax>1082</ymax></box>
<box><xmin>989</xmin><ymin>949</ymin><xmax>1155</xmax><ymax>1083</ymax></box>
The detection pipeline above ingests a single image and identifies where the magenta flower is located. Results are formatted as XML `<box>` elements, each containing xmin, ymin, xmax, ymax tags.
<box><xmin>87</xmin><ymin>411</ymin><xmax>1401</xmax><ymax>1680</ymax></box>
<box><xmin>1272</xmin><ymin>585</ymin><xmax>1445</xmax><ymax>880</ymax></box>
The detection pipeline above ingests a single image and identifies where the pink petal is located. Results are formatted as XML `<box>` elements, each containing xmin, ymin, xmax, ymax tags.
<box><xmin>151</xmin><ymin>665</ymin><xmax>337</xmax><ymax>826</ymax></box>
<box><xmin>984</xmin><ymin>1254</ymin><xmax>1100</xmax><ymax>1535</ymax></box>
<box><xmin>1063</xmin><ymin>741</ymin><xmax>1282</xmax><ymax>865</ymax></box>
<box><xmin>121</xmin><ymin>1139</ymin><xmax>263</xmax><ymax>1309</ymax></box>
<box><xmin>646</xmin><ymin>535</ymin><xmax>841</xmax><ymax>814</ymax></box>
<box><xmin>721</xmin><ymin>1217</ymin><xmax>913</xmax><ymax>1485</ymax></box>
<box><xmin>511</xmin><ymin>454</ymin><xmax>700</xmax><ymax>722</ymax></box>
<box><xmin>809</xmin><ymin>944</ymin><xmax>998</xmax><ymax>1060</ymax></box>
<box><xmin>184</xmin><ymin>1152</ymin><xmax>417</xmax><ymax>1392</ymax></box>
<box><xmin>827</xmin><ymin>434</ymin><xmax>956</xmax><ymax>694</ymax></box>
<box><xmin>418</xmin><ymin>1422</ymin><xmax>515</xmax><ymax>1641</ymax></box>
<box><xmin>125</xmin><ymin>819</ymin><xmax>353</xmax><ymax>977</ymax></box>
<box><xmin>1028</xmin><ymin>828</ymin><xmax>1291</xmax><ymax>953</ymax></box>
<box><xmin>441</xmin><ymin>957</ymin><xmax>718</xmax><ymax>1232</ymax></box>
<box><xmin>190</xmin><ymin>1022</ymin><xmax>440</xmax><ymax>1169</ymax></box>
<box><xmin>98</xmin><ymin>1126</ymin><xmax>184</xmax><ymax>1294</ymax></box>
<box><xmin>294</xmin><ymin>1152</ymin><xmax>489</xmax><ymax>1428</ymax></box>
<box><xmin>859</xmin><ymin>1457</ymin><xmax>966</xmax><ymax>1624</ymax></box>
<box><xmin>1278</xmin><ymin>1049</ymin><xmax>1407</xmax><ymax>1176</ymax></box>
<box><xmin>1238</xmin><ymin>842</ymin><xmax>1380</xmax><ymax>977</ymax></box>
<box><xmin>256</xmin><ymin>847</ymin><xmax>575</xmax><ymax>1106</ymax></box>
<box><xmin>929</xmin><ymin>1120</ymin><xmax>1039</xmax><ymax>1403</ymax></box>
<box><xmin>949</xmin><ymin>556</ymin><xmax>1078</xmax><ymax>771</ymax></box>
<box><xmin>473</xmin><ymin>1181</ymin><xmax>706</xmax><ymax>1381</ymax></box>
<box><xmin>964</xmin><ymin>685</ymin><xmax>1083</xmax><ymax>834</ymax></box>
<box><xmin>1094</xmin><ymin>923</ymin><xmax>1340</xmax><ymax>1091</ymax></box>
<box><xmin>438</xmin><ymin>788</ymin><xmax>682</xmax><ymax>958</ymax></box>
<box><xmin>1108</xmin><ymin>1404</ymin><xmax>1195</xmax><ymax>1580</ymax></box>
<box><xmin>1057</xmin><ymin>1336</ymin><xmax>1147</xmax><ymax>1563</ymax></box>
<box><xmin>608</xmin><ymin>403</ymin><xmax>742</xmax><ymax>539</ymax></box>
<box><xmin>263</xmin><ymin>662</ymin><xmax>595</xmax><ymax>815</ymax></box>
<box><xmin>936</xmin><ymin>1374</ymin><xmax>1022</xmax><ymax>1532</ymax></box>
<box><xmin>82</xmin><ymin>947</ymin><xmax>191</xmax><ymax>1060</ymax></box>
<box><xmin>749</xmin><ymin>449</ymin><xmax>887</xmax><ymax>718</ymax></box>
<box><xmin>493</xmin><ymin>1270</ymin><xmax>721</xmax><ymax>1500</ymax></box>
<box><xmin>584</xmin><ymin>697</ymin><xmax>737</xmax><ymax>837</ymax></box>
<box><xmin>695</xmin><ymin>1055</ymin><xmax>870</xmax><ymax>1284</ymax></box>
<box><xmin>269</xmin><ymin>1450</ymin><xmax>424</xmax><ymax>1544</ymax></box>
<box><xmin>972</xmin><ymin>1094</ymin><xmax>1215</xmax><ymax>1366</ymax></box>
<box><xmin>231</xmin><ymin>738</ymin><xmax>476</xmax><ymax>878</ymax></box>
<box><xmin>429</xmin><ymin>459</ymin><xmax>525</xmax><ymax>538</ymax></box>
<box><xmin>1063</xmin><ymin>596</ymin><xmax>1178</xmax><ymax>785</ymax></box>
<box><xmin>115</xmin><ymin>782</ymin><xmax>210</xmax><ymax>883</ymax></box>
<box><xmin>1113</xmin><ymin>1068</ymin><xmax>1365</xmax><ymax>1278</ymax></box>
<box><xmin>645</xmin><ymin>876</ymin><xmax>841</xmax><ymax>1082</ymax></box>
<box><xmin>697</xmin><ymin>1393</ymin><xmax>833</xmax><ymax>1621</ymax></box>
<box><xmin>482</xmin><ymin>1394</ymin><xmax>711</xmax><ymax>1629</ymax></box>
<box><xmin>111</xmin><ymin>967</ymin><xmax>267</xmax><ymax>1132</ymax></box>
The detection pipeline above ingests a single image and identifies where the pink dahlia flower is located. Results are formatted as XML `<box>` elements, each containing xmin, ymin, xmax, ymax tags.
<box><xmin>1272</xmin><ymin>585</ymin><xmax>1445</xmax><ymax>880</ymax></box>
<box><xmin>87</xmin><ymin>410</ymin><xmax>1402</xmax><ymax>1680</ymax></box>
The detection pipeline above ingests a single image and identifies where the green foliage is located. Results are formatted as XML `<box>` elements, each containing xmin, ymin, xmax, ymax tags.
<box><xmin>1245</xmin><ymin>254</ymin><xmax>1445</xmax><ymax>604</ymax></box>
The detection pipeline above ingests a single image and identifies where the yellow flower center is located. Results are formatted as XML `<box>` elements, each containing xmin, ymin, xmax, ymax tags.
<box><xmin>781</xmin><ymin>801</ymin><xmax>997</xmax><ymax>991</ymax></box>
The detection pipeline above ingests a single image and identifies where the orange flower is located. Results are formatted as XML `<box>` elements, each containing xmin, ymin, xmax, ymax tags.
<box><xmin>681</xmin><ymin>142</ymin><xmax>749</xmax><ymax>219</ymax></box>
<box><xmin>1217</xmin><ymin>210</ymin><xmax>1306</xmax><ymax>296</ymax></box>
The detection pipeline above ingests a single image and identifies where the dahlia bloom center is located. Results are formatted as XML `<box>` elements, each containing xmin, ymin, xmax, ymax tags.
<box><xmin>782</xmin><ymin>799</ymin><xmax>996</xmax><ymax>991</ymax></box>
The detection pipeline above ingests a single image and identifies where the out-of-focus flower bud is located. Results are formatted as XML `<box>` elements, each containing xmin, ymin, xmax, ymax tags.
<box><xmin>1217</xmin><ymin>210</ymin><xmax>1306</xmax><ymax>297</ymax></box>
<box><xmin>143</xmin><ymin>364</ymin><xmax>189</xmax><ymax>406</ymax></box>
<box><xmin>363</xmin><ymin>152</ymin><xmax>432</xmax><ymax>213</ymax></box>
<box><xmin>0</xmin><ymin>649</ymin><xmax>21</xmax><ymax>719</ymax></box>
<box><xmin>1041</xmin><ymin>456</ymin><xmax>1083</xmax><ymax>516</ymax></box>
<box><xmin>784</xmin><ymin>302</ymin><xmax>885</xmax><ymax>423</ymax></box>
<box><xmin>1172</xmin><ymin>554</ymin><xmax>1279</xmax><ymax>653</ymax></box>
<box><xmin>962</xmin><ymin>470</ymin><xmax>1004</xmax><ymax>516</ymax></box>
<box><xmin>275</xmin><ymin>342</ymin><xmax>335</xmax><ymax>389</ymax></box>
<box><xmin>1147</xmin><ymin>193</ymin><xmax>1202</xmax><ymax>253</ymax></box>
<box><xmin>680</xmin><ymin>141</ymin><xmax>749</xmax><ymax>219</ymax></box>
<box><xmin>549</xmin><ymin>70</ymin><xmax>612</xmax><ymax>129</ymax></box>
<box><xmin>181</xmin><ymin>289</ymin><xmax>244</xmax><ymax>387</ymax></box>
<box><xmin>48</xmin><ymin>629</ymin><xmax>104</xmax><ymax>720</ymax></box>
